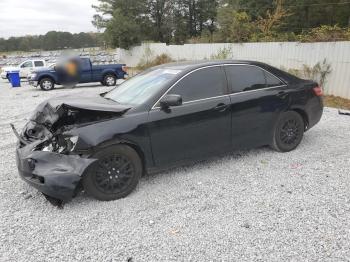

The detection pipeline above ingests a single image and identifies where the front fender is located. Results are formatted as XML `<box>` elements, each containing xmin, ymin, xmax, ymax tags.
<box><xmin>37</xmin><ymin>72</ymin><xmax>58</xmax><ymax>83</ymax></box>
<box><xmin>64</xmin><ymin>111</ymin><xmax>154</xmax><ymax>168</ymax></box>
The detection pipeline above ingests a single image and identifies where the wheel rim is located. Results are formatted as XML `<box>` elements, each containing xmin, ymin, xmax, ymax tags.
<box><xmin>106</xmin><ymin>76</ymin><xmax>115</xmax><ymax>86</ymax></box>
<box><xmin>94</xmin><ymin>154</ymin><xmax>135</xmax><ymax>194</ymax></box>
<box><xmin>42</xmin><ymin>80</ymin><xmax>52</xmax><ymax>90</ymax></box>
<box><xmin>279</xmin><ymin>118</ymin><xmax>301</xmax><ymax>145</ymax></box>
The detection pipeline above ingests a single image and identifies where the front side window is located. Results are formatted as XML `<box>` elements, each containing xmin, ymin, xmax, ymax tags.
<box><xmin>105</xmin><ymin>68</ymin><xmax>181</xmax><ymax>106</ymax></box>
<box><xmin>168</xmin><ymin>67</ymin><xmax>226</xmax><ymax>102</ymax></box>
<box><xmin>225</xmin><ymin>65</ymin><xmax>266</xmax><ymax>93</ymax></box>
<box><xmin>21</xmin><ymin>61</ymin><xmax>33</xmax><ymax>68</ymax></box>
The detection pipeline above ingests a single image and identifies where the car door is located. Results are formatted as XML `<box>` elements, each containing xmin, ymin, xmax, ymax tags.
<box><xmin>19</xmin><ymin>61</ymin><xmax>33</xmax><ymax>78</ymax></box>
<box><xmin>224</xmin><ymin>65</ymin><xmax>288</xmax><ymax>149</ymax></box>
<box><xmin>147</xmin><ymin>66</ymin><xmax>232</xmax><ymax>167</ymax></box>
<box><xmin>78</xmin><ymin>58</ymin><xmax>92</xmax><ymax>83</ymax></box>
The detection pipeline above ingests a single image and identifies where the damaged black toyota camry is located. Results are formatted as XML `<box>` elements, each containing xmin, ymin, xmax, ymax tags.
<box><xmin>14</xmin><ymin>60</ymin><xmax>323</xmax><ymax>203</ymax></box>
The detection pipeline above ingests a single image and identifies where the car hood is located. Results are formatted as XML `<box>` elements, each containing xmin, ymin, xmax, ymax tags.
<box><xmin>36</xmin><ymin>94</ymin><xmax>131</xmax><ymax>114</ymax></box>
<box><xmin>22</xmin><ymin>94</ymin><xmax>131</xmax><ymax>142</ymax></box>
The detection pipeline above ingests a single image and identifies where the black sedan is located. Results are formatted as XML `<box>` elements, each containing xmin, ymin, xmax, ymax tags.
<box><xmin>14</xmin><ymin>60</ymin><xmax>323</xmax><ymax>203</ymax></box>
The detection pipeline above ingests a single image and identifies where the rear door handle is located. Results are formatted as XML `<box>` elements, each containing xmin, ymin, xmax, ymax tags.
<box><xmin>277</xmin><ymin>91</ymin><xmax>287</xmax><ymax>98</ymax></box>
<box><xmin>214</xmin><ymin>103</ymin><xmax>229</xmax><ymax>112</ymax></box>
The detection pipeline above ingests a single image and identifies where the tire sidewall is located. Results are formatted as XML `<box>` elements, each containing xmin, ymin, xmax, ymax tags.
<box><xmin>273</xmin><ymin>111</ymin><xmax>304</xmax><ymax>152</ymax></box>
<box><xmin>103</xmin><ymin>74</ymin><xmax>117</xmax><ymax>86</ymax></box>
<box><xmin>40</xmin><ymin>78</ymin><xmax>55</xmax><ymax>91</ymax></box>
<box><xmin>83</xmin><ymin>145</ymin><xmax>142</xmax><ymax>201</ymax></box>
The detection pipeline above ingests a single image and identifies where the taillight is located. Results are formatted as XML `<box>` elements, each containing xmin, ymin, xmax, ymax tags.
<box><xmin>122</xmin><ymin>66</ymin><xmax>128</xmax><ymax>73</ymax></box>
<box><xmin>313</xmin><ymin>86</ymin><xmax>323</xmax><ymax>96</ymax></box>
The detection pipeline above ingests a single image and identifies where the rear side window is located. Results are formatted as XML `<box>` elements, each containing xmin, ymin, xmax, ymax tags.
<box><xmin>168</xmin><ymin>67</ymin><xmax>226</xmax><ymax>102</ymax></box>
<box><xmin>265</xmin><ymin>71</ymin><xmax>284</xmax><ymax>87</ymax></box>
<box><xmin>225</xmin><ymin>65</ymin><xmax>266</xmax><ymax>93</ymax></box>
<box><xmin>34</xmin><ymin>61</ymin><xmax>44</xmax><ymax>67</ymax></box>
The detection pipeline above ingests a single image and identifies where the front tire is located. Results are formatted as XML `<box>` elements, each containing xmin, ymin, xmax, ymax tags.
<box><xmin>103</xmin><ymin>74</ymin><xmax>117</xmax><ymax>86</ymax></box>
<box><xmin>39</xmin><ymin>78</ymin><xmax>55</xmax><ymax>91</ymax></box>
<box><xmin>271</xmin><ymin>111</ymin><xmax>304</xmax><ymax>152</ymax></box>
<box><xmin>83</xmin><ymin>145</ymin><xmax>142</xmax><ymax>201</ymax></box>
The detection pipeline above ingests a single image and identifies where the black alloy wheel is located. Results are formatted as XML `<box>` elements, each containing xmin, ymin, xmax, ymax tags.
<box><xmin>83</xmin><ymin>145</ymin><xmax>142</xmax><ymax>201</ymax></box>
<box><xmin>272</xmin><ymin>111</ymin><xmax>304</xmax><ymax>152</ymax></box>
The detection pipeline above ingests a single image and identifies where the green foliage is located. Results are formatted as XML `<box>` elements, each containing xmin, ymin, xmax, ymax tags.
<box><xmin>104</xmin><ymin>9</ymin><xmax>142</xmax><ymax>49</ymax></box>
<box><xmin>216</xmin><ymin>8</ymin><xmax>255</xmax><ymax>42</ymax></box>
<box><xmin>137</xmin><ymin>53</ymin><xmax>174</xmax><ymax>70</ymax></box>
<box><xmin>3</xmin><ymin>0</ymin><xmax>350</xmax><ymax>52</ymax></box>
<box><xmin>298</xmin><ymin>25</ymin><xmax>350</xmax><ymax>42</ymax></box>
<box><xmin>0</xmin><ymin>32</ymin><xmax>103</xmax><ymax>52</ymax></box>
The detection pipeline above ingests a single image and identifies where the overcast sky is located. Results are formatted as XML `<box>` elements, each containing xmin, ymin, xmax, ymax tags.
<box><xmin>0</xmin><ymin>0</ymin><xmax>100</xmax><ymax>38</ymax></box>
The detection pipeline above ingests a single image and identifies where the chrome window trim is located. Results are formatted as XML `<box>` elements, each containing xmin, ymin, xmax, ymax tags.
<box><xmin>151</xmin><ymin>63</ymin><xmax>287</xmax><ymax>110</ymax></box>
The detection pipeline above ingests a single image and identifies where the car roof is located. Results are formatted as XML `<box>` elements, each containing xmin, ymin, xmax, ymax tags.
<box><xmin>159</xmin><ymin>60</ymin><xmax>263</xmax><ymax>70</ymax></box>
<box><xmin>156</xmin><ymin>60</ymin><xmax>301</xmax><ymax>84</ymax></box>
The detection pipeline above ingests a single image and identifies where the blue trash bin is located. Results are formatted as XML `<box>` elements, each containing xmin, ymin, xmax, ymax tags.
<box><xmin>8</xmin><ymin>70</ymin><xmax>21</xmax><ymax>88</ymax></box>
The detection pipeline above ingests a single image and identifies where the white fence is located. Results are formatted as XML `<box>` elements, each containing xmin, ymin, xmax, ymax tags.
<box><xmin>117</xmin><ymin>42</ymin><xmax>350</xmax><ymax>99</ymax></box>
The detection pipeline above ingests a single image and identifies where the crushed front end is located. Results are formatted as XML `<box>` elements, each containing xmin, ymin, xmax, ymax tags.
<box><xmin>13</xmin><ymin>95</ymin><xmax>130</xmax><ymax>203</ymax></box>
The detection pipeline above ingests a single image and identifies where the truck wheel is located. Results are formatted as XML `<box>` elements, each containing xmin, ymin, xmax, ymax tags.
<box><xmin>82</xmin><ymin>145</ymin><xmax>142</xmax><ymax>201</ymax></box>
<box><xmin>103</xmin><ymin>74</ymin><xmax>117</xmax><ymax>86</ymax></box>
<box><xmin>39</xmin><ymin>78</ymin><xmax>55</xmax><ymax>91</ymax></box>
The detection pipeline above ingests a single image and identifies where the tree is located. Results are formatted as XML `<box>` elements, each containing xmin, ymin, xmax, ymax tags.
<box><xmin>104</xmin><ymin>9</ymin><xmax>142</xmax><ymax>49</ymax></box>
<box><xmin>256</xmin><ymin>0</ymin><xmax>290</xmax><ymax>36</ymax></box>
<box><xmin>217</xmin><ymin>6</ymin><xmax>255</xmax><ymax>42</ymax></box>
<box><xmin>146</xmin><ymin>0</ymin><xmax>174</xmax><ymax>43</ymax></box>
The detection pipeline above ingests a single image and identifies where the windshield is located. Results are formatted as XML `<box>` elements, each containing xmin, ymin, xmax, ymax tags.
<box><xmin>104</xmin><ymin>68</ymin><xmax>182</xmax><ymax>106</ymax></box>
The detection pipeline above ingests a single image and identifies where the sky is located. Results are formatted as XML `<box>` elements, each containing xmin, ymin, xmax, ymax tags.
<box><xmin>0</xmin><ymin>0</ymin><xmax>100</xmax><ymax>38</ymax></box>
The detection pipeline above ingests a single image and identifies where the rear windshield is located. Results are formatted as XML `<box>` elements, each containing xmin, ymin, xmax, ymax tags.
<box><xmin>105</xmin><ymin>68</ymin><xmax>181</xmax><ymax>106</ymax></box>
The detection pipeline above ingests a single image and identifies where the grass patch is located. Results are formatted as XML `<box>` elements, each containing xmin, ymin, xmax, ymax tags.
<box><xmin>324</xmin><ymin>95</ymin><xmax>350</xmax><ymax>110</ymax></box>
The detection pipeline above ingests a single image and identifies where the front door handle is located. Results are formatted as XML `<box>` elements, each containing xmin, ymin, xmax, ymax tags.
<box><xmin>214</xmin><ymin>103</ymin><xmax>229</xmax><ymax>112</ymax></box>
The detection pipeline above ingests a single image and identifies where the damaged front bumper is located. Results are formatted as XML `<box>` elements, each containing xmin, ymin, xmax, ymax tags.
<box><xmin>16</xmin><ymin>144</ymin><xmax>96</xmax><ymax>202</ymax></box>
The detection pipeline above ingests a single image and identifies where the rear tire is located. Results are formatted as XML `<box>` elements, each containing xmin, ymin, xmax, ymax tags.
<box><xmin>103</xmin><ymin>74</ymin><xmax>117</xmax><ymax>87</ymax></box>
<box><xmin>39</xmin><ymin>78</ymin><xmax>55</xmax><ymax>91</ymax></box>
<box><xmin>83</xmin><ymin>145</ymin><xmax>142</xmax><ymax>201</ymax></box>
<box><xmin>271</xmin><ymin>111</ymin><xmax>304</xmax><ymax>152</ymax></box>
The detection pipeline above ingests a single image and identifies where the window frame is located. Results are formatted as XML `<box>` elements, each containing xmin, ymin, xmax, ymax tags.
<box><xmin>152</xmin><ymin>65</ymin><xmax>230</xmax><ymax>109</ymax></box>
<box><xmin>264</xmin><ymin>70</ymin><xmax>286</xmax><ymax>88</ymax></box>
<box><xmin>152</xmin><ymin>64</ymin><xmax>287</xmax><ymax>110</ymax></box>
<box><xmin>34</xmin><ymin>61</ymin><xmax>45</xmax><ymax>67</ymax></box>
<box><xmin>21</xmin><ymin>61</ymin><xmax>33</xmax><ymax>68</ymax></box>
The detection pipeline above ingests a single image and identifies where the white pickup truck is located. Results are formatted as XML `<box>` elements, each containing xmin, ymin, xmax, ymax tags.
<box><xmin>1</xmin><ymin>59</ymin><xmax>47</xmax><ymax>79</ymax></box>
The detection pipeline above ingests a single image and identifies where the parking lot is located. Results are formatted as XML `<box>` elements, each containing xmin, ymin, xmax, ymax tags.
<box><xmin>1</xmin><ymin>79</ymin><xmax>350</xmax><ymax>261</ymax></box>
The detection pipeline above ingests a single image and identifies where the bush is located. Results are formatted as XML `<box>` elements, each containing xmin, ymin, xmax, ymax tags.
<box><xmin>283</xmin><ymin>59</ymin><xmax>332</xmax><ymax>91</ymax></box>
<box><xmin>298</xmin><ymin>25</ymin><xmax>350</xmax><ymax>42</ymax></box>
<box><xmin>210</xmin><ymin>47</ymin><xmax>232</xmax><ymax>60</ymax></box>
<box><xmin>137</xmin><ymin>53</ymin><xmax>174</xmax><ymax>70</ymax></box>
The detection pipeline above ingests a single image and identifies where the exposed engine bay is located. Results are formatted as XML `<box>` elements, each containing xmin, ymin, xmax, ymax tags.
<box><xmin>18</xmin><ymin>95</ymin><xmax>130</xmax><ymax>153</ymax></box>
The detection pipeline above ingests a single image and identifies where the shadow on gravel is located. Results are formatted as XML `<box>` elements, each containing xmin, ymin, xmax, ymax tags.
<box><xmin>61</xmin><ymin>147</ymin><xmax>273</xmax><ymax>207</ymax></box>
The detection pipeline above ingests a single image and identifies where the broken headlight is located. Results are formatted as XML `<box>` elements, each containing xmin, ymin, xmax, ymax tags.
<box><xmin>42</xmin><ymin>136</ymin><xmax>79</xmax><ymax>154</ymax></box>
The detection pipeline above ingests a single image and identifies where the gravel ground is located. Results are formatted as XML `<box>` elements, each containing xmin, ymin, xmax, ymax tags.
<box><xmin>1</xmin><ymin>80</ymin><xmax>350</xmax><ymax>262</ymax></box>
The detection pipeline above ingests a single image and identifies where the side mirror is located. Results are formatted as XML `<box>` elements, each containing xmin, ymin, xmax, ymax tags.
<box><xmin>159</xmin><ymin>94</ymin><xmax>182</xmax><ymax>109</ymax></box>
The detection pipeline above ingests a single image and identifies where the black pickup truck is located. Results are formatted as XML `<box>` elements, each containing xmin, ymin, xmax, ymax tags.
<box><xmin>27</xmin><ymin>57</ymin><xmax>128</xmax><ymax>90</ymax></box>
